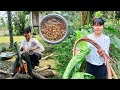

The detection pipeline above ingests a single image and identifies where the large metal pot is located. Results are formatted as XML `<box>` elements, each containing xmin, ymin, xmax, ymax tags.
<box><xmin>0</xmin><ymin>52</ymin><xmax>15</xmax><ymax>60</ymax></box>
<box><xmin>39</xmin><ymin>13</ymin><xmax>68</xmax><ymax>44</ymax></box>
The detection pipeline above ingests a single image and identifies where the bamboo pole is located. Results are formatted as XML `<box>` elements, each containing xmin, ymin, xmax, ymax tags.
<box><xmin>110</xmin><ymin>64</ymin><xmax>118</xmax><ymax>79</ymax></box>
<box><xmin>103</xmin><ymin>54</ymin><xmax>112</xmax><ymax>79</ymax></box>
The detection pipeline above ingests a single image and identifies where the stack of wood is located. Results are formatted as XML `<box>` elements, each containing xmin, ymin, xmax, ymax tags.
<box><xmin>0</xmin><ymin>64</ymin><xmax>56</xmax><ymax>79</ymax></box>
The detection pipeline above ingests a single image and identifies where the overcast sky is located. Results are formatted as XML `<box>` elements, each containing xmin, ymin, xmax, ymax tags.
<box><xmin>0</xmin><ymin>11</ymin><xmax>7</xmax><ymax>21</ymax></box>
<box><xmin>0</xmin><ymin>11</ymin><xmax>7</xmax><ymax>16</ymax></box>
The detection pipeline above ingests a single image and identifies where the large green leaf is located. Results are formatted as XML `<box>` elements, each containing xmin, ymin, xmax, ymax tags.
<box><xmin>75</xmin><ymin>30</ymin><xmax>81</xmax><ymax>41</ymax></box>
<box><xmin>75</xmin><ymin>29</ymin><xmax>89</xmax><ymax>51</ymax></box>
<box><xmin>104</xmin><ymin>26</ymin><xmax>116</xmax><ymax>33</ymax></box>
<box><xmin>111</xmin><ymin>35</ymin><xmax>120</xmax><ymax>49</ymax></box>
<box><xmin>62</xmin><ymin>29</ymin><xmax>91</xmax><ymax>79</ymax></box>
<box><xmin>71</xmin><ymin>72</ymin><xmax>95</xmax><ymax>79</ymax></box>
<box><xmin>70</xmin><ymin>61</ymin><xmax>82</xmax><ymax>77</ymax></box>
<box><xmin>62</xmin><ymin>49</ymin><xmax>90</xmax><ymax>79</ymax></box>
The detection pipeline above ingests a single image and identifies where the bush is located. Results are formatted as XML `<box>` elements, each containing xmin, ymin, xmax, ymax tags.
<box><xmin>53</xmin><ymin>26</ymin><xmax>76</xmax><ymax>76</ymax></box>
<box><xmin>1</xmin><ymin>46</ymin><xmax>6</xmax><ymax>52</ymax></box>
<box><xmin>32</xmin><ymin>27</ymin><xmax>39</xmax><ymax>35</ymax></box>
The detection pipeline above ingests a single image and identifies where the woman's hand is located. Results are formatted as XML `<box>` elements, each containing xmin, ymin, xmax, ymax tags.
<box><xmin>20</xmin><ymin>47</ymin><xmax>25</xmax><ymax>51</ymax></box>
<box><xmin>28</xmin><ymin>48</ymin><xmax>33</xmax><ymax>52</ymax></box>
<box><xmin>97</xmin><ymin>48</ymin><xmax>105</xmax><ymax>57</ymax></box>
<box><xmin>28</xmin><ymin>46</ymin><xmax>39</xmax><ymax>52</ymax></box>
<box><xmin>72</xmin><ymin>48</ymin><xmax>80</xmax><ymax>55</ymax></box>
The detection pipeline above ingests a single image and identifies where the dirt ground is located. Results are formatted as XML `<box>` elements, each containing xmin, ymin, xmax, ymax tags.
<box><xmin>0</xmin><ymin>56</ymin><xmax>58</xmax><ymax>79</ymax></box>
<box><xmin>0</xmin><ymin>34</ymin><xmax>59</xmax><ymax>79</ymax></box>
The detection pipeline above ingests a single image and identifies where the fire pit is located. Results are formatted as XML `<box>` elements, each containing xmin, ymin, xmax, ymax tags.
<box><xmin>39</xmin><ymin>13</ymin><xmax>68</xmax><ymax>44</ymax></box>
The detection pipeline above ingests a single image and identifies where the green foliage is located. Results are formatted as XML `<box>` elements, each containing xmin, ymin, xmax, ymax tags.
<box><xmin>32</xmin><ymin>27</ymin><xmax>39</xmax><ymax>35</ymax></box>
<box><xmin>0</xmin><ymin>17</ymin><xmax>7</xmax><ymax>29</ymax></box>
<box><xmin>109</xmin><ymin>44</ymin><xmax>120</xmax><ymax>78</ymax></box>
<box><xmin>104</xmin><ymin>25</ymin><xmax>120</xmax><ymax>78</ymax></box>
<box><xmin>62</xmin><ymin>11</ymin><xmax>80</xmax><ymax>30</ymax></box>
<box><xmin>52</xmin><ymin>12</ymin><xmax>82</xmax><ymax>77</ymax></box>
<box><xmin>1</xmin><ymin>46</ymin><xmax>6</xmax><ymax>52</ymax></box>
<box><xmin>71</xmin><ymin>29</ymin><xmax>89</xmax><ymax>75</ymax></box>
<box><xmin>62</xmin><ymin>49</ymin><xmax>90</xmax><ymax>79</ymax></box>
<box><xmin>12</xmin><ymin>11</ymin><xmax>30</xmax><ymax>35</ymax></box>
<box><xmin>75</xmin><ymin>29</ymin><xmax>89</xmax><ymax>51</ymax></box>
<box><xmin>111</xmin><ymin>35</ymin><xmax>120</xmax><ymax>49</ymax></box>
<box><xmin>115</xmin><ymin>11</ymin><xmax>120</xmax><ymax>21</ymax></box>
<box><xmin>104</xmin><ymin>24</ymin><xmax>120</xmax><ymax>50</ymax></box>
<box><xmin>53</xmin><ymin>26</ymin><xmax>76</xmax><ymax>76</ymax></box>
<box><xmin>71</xmin><ymin>72</ymin><xmax>95</xmax><ymax>79</ymax></box>
<box><xmin>62</xmin><ymin>29</ymin><xmax>91</xmax><ymax>79</ymax></box>
<box><xmin>94</xmin><ymin>11</ymin><xmax>103</xmax><ymax>18</ymax></box>
<box><xmin>53</xmin><ymin>12</ymin><xmax>92</xmax><ymax>78</ymax></box>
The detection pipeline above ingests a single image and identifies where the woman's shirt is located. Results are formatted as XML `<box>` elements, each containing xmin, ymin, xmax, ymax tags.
<box><xmin>86</xmin><ymin>33</ymin><xmax>110</xmax><ymax>66</ymax></box>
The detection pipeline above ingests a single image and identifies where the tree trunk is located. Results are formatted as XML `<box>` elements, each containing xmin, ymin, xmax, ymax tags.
<box><xmin>90</xmin><ymin>11</ymin><xmax>95</xmax><ymax>25</ymax></box>
<box><xmin>32</xmin><ymin>11</ymin><xmax>39</xmax><ymax>27</ymax></box>
<box><xmin>80</xmin><ymin>11</ymin><xmax>83</xmax><ymax>29</ymax></box>
<box><xmin>113</xmin><ymin>11</ymin><xmax>116</xmax><ymax>23</ymax></box>
<box><xmin>80</xmin><ymin>11</ymin><xmax>90</xmax><ymax>29</ymax></box>
<box><xmin>7</xmin><ymin>11</ymin><xmax>13</xmax><ymax>49</ymax></box>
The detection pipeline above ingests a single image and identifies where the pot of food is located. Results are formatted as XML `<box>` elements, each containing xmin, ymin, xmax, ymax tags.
<box><xmin>39</xmin><ymin>13</ymin><xmax>68</xmax><ymax>44</ymax></box>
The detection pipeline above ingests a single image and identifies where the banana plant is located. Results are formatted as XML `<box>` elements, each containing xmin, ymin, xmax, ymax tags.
<box><xmin>62</xmin><ymin>30</ymin><xmax>94</xmax><ymax>79</ymax></box>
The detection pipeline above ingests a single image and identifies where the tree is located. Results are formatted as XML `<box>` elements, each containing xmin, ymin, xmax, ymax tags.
<box><xmin>80</xmin><ymin>11</ymin><xmax>90</xmax><ymax>29</ymax></box>
<box><xmin>12</xmin><ymin>11</ymin><xmax>30</xmax><ymax>35</ymax></box>
<box><xmin>0</xmin><ymin>17</ymin><xmax>6</xmax><ymax>35</ymax></box>
<box><xmin>113</xmin><ymin>11</ymin><xmax>116</xmax><ymax>23</ymax></box>
<box><xmin>115</xmin><ymin>11</ymin><xmax>120</xmax><ymax>23</ymax></box>
<box><xmin>7</xmin><ymin>11</ymin><xmax>13</xmax><ymax>49</ymax></box>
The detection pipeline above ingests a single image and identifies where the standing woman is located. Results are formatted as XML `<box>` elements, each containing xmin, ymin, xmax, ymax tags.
<box><xmin>86</xmin><ymin>18</ymin><xmax>110</xmax><ymax>79</ymax></box>
<box><xmin>74</xmin><ymin>18</ymin><xmax>110</xmax><ymax>79</ymax></box>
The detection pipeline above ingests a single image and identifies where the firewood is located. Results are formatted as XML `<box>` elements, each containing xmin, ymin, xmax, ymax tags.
<box><xmin>0</xmin><ymin>69</ymin><xmax>8</xmax><ymax>75</ymax></box>
<box><xmin>35</xmin><ymin>64</ymin><xmax>51</xmax><ymax>72</ymax></box>
<box><xmin>41</xmin><ymin>53</ymin><xmax>54</xmax><ymax>60</ymax></box>
<box><xmin>32</xmin><ymin>70</ymin><xmax>47</xmax><ymax>79</ymax></box>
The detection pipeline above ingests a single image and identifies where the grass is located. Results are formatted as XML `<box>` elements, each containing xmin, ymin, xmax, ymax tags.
<box><xmin>0</xmin><ymin>35</ymin><xmax>24</xmax><ymax>50</ymax></box>
<box><xmin>0</xmin><ymin>35</ymin><xmax>48</xmax><ymax>51</ymax></box>
<box><xmin>0</xmin><ymin>35</ymin><xmax>47</xmax><ymax>45</ymax></box>
<box><xmin>0</xmin><ymin>29</ymin><xmax>9</xmax><ymax>36</ymax></box>
<box><xmin>34</xmin><ymin>35</ymin><xmax>48</xmax><ymax>47</ymax></box>
<box><xmin>0</xmin><ymin>35</ymin><xmax>24</xmax><ymax>44</ymax></box>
